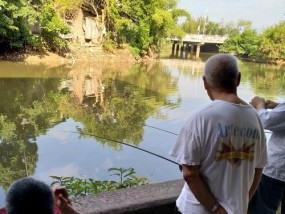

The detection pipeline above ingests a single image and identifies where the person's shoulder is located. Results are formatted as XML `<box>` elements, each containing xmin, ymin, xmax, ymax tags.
<box><xmin>276</xmin><ymin>102</ymin><xmax>285</xmax><ymax>109</ymax></box>
<box><xmin>184</xmin><ymin>105</ymin><xmax>213</xmax><ymax>125</ymax></box>
<box><xmin>194</xmin><ymin>101</ymin><xmax>223</xmax><ymax>116</ymax></box>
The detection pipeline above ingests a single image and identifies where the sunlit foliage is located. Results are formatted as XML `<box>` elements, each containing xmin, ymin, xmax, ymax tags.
<box><xmin>50</xmin><ymin>167</ymin><xmax>148</xmax><ymax>197</ymax></box>
<box><xmin>259</xmin><ymin>21</ymin><xmax>285</xmax><ymax>60</ymax></box>
<box><xmin>220</xmin><ymin>21</ymin><xmax>285</xmax><ymax>62</ymax></box>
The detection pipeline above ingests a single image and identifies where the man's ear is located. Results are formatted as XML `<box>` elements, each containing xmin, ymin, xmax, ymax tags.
<box><xmin>203</xmin><ymin>76</ymin><xmax>209</xmax><ymax>90</ymax></box>
<box><xmin>236</xmin><ymin>72</ymin><xmax>241</xmax><ymax>87</ymax></box>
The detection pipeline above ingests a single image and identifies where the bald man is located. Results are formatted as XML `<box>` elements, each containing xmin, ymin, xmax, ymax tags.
<box><xmin>170</xmin><ymin>54</ymin><xmax>267</xmax><ymax>214</ymax></box>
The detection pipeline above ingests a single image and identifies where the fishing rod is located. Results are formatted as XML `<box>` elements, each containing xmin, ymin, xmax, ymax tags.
<box><xmin>65</xmin><ymin>131</ymin><xmax>181</xmax><ymax>170</ymax></box>
<box><xmin>64</xmin><ymin>124</ymin><xmax>271</xmax><ymax>172</ymax></box>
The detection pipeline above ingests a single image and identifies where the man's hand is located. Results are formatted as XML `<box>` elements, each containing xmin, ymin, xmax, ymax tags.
<box><xmin>265</xmin><ymin>100</ymin><xmax>279</xmax><ymax>109</ymax></box>
<box><xmin>53</xmin><ymin>186</ymin><xmax>81</xmax><ymax>214</ymax></box>
<box><xmin>214</xmin><ymin>206</ymin><xmax>228</xmax><ymax>214</ymax></box>
<box><xmin>182</xmin><ymin>165</ymin><xmax>227</xmax><ymax>213</ymax></box>
<box><xmin>250</xmin><ymin>96</ymin><xmax>265</xmax><ymax>110</ymax></box>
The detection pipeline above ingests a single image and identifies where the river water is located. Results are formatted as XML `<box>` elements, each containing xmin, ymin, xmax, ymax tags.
<box><xmin>0</xmin><ymin>54</ymin><xmax>284</xmax><ymax>206</ymax></box>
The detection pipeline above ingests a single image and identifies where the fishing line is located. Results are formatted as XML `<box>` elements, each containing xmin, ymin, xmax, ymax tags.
<box><xmin>144</xmin><ymin>124</ymin><xmax>178</xmax><ymax>135</ymax></box>
<box><xmin>144</xmin><ymin>124</ymin><xmax>272</xmax><ymax>134</ymax></box>
<box><xmin>65</xmin><ymin>131</ymin><xmax>180</xmax><ymax>168</ymax></box>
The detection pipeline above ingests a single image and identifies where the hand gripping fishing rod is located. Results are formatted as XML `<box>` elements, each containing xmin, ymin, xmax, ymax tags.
<box><xmin>65</xmin><ymin>131</ymin><xmax>182</xmax><ymax>171</ymax></box>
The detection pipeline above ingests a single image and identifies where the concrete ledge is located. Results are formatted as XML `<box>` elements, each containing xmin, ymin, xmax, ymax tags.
<box><xmin>73</xmin><ymin>179</ymin><xmax>184</xmax><ymax>214</ymax></box>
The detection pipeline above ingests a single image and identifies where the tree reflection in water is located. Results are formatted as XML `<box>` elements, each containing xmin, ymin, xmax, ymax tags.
<box><xmin>0</xmin><ymin>78</ymin><xmax>66</xmax><ymax>190</ymax></box>
<box><xmin>61</xmin><ymin>62</ymin><xmax>180</xmax><ymax>148</ymax></box>
<box><xmin>0</xmin><ymin>61</ymin><xmax>180</xmax><ymax>191</ymax></box>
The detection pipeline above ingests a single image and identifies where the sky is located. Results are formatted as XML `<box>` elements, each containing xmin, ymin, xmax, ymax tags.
<box><xmin>177</xmin><ymin>0</ymin><xmax>285</xmax><ymax>31</ymax></box>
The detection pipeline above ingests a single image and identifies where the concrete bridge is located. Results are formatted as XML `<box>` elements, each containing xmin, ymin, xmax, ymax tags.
<box><xmin>169</xmin><ymin>34</ymin><xmax>228</xmax><ymax>58</ymax></box>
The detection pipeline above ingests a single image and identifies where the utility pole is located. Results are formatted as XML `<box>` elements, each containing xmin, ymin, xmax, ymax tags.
<box><xmin>202</xmin><ymin>9</ymin><xmax>208</xmax><ymax>35</ymax></box>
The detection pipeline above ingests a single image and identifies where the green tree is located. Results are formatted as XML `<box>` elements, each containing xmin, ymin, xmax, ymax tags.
<box><xmin>220</xmin><ymin>20</ymin><xmax>285</xmax><ymax>62</ymax></box>
<box><xmin>219</xmin><ymin>25</ymin><xmax>260</xmax><ymax>57</ymax></box>
<box><xmin>181</xmin><ymin>17</ymin><xmax>197</xmax><ymax>34</ymax></box>
<box><xmin>54</xmin><ymin>0</ymin><xmax>84</xmax><ymax>18</ymax></box>
<box><xmin>0</xmin><ymin>0</ymin><xmax>39</xmax><ymax>49</ymax></box>
<box><xmin>40</xmin><ymin>1</ymin><xmax>70</xmax><ymax>52</ymax></box>
<box><xmin>205</xmin><ymin>21</ymin><xmax>220</xmax><ymax>35</ymax></box>
<box><xmin>103</xmin><ymin>0</ymin><xmax>189</xmax><ymax>55</ymax></box>
<box><xmin>237</xmin><ymin>19</ymin><xmax>252</xmax><ymax>32</ymax></box>
<box><xmin>259</xmin><ymin>21</ymin><xmax>285</xmax><ymax>60</ymax></box>
<box><xmin>181</xmin><ymin>17</ymin><xmax>235</xmax><ymax>36</ymax></box>
<box><xmin>0</xmin><ymin>0</ymin><xmax>73</xmax><ymax>52</ymax></box>
<box><xmin>238</xmin><ymin>29</ymin><xmax>260</xmax><ymax>56</ymax></box>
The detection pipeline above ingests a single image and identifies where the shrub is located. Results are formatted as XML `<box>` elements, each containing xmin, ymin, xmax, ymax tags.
<box><xmin>50</xmin><ymin>167</ymin><xmax>148</xmax><ymax>197</ymax></box>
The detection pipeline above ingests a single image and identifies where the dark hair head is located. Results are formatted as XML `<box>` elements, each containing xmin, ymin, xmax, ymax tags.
<box><xmin>6</xmin><ymin>177</ymin><xmax>54</xmax><ymax>214</ymax></box>
<box><xmin>204</xmin><ymin>54</ymin><xmax>240</xmax><ymax>92</ymax></box>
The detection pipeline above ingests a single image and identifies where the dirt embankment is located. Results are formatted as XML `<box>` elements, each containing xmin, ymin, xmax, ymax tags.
<box><xmin>0</xmin><ymin>44</ymin><xmax>141</xmax><ymax>67</ymax></box>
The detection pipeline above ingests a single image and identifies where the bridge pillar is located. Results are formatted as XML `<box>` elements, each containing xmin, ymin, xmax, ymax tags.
<box><xmin>196</xmin><ymin>44</ymin><xmax>201</xmax><ymax>58</ymax></box>
<box><xmin>185</xmin><ymin>44</ymin><xmax>190</xmax><ymax>59</ymax></box>
<box><xmin>190</xmin><ymin>44</ymin><xmax>194</xmax><ymax>55</ymax></box>
<box><xmin>171</xmin><ymin>43</ymin><xmax>175</xmax><ymax>56</ymax></box>
<box><xmin>175</xmin><ymin>44</ymin><xmax>180</xmax><ymax>57</ymax></box>
<box><xmin>180</xmin><ymin>44</ymin><xmax>184</xmax><ymax>58</ymax></box>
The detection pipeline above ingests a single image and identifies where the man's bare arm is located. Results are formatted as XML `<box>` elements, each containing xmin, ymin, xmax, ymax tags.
<box><xmin>182</xmin><ymin>165</ymin><xmax>227</xmax><ymax>214</ymax></box>
<box><xmin>249</xmin><ymin>168</ymin><xmax>263</xmax><ymax>200</ymax></box>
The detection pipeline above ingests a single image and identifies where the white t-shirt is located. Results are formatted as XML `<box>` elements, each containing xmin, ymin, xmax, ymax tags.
<box><xmin>170</xmin><ymin>100</ymin><xmax>267</xmax><ymax>214</ymax></box>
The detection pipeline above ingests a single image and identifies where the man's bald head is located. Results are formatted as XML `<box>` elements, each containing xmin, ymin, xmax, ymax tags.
<box><xmin>204</xmin><ymin>54</ymin><xmax>240</xmax><ymax>92</ymax></box>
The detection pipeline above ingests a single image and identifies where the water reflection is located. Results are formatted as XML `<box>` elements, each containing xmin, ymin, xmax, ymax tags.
<box><xmin>240</xmin><ymin>61</ymin><xmax>285</xmax><ymax>99</ymax></box>
<box><xmin>0</xmin><ymin>57</ymin><xmax>284</xmax><ymax>206</ymax></box>
<box><xmin>0</xmin><ymin>61</ymin><xmax>180</xmax><ymax>192</ymax></box>
<box><xmin>57</xmin><ymin>62</ymin><xmax>180</xmax><ymax>148</ymax></box>
<box><xmin>0</xmin><ymin>77</ymin><xmax>67</xmax><ymax>191</ymax></box>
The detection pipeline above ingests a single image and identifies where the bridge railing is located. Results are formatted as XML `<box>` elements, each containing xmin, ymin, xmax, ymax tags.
<box><xmin>169</xmin><ymin>34</ymin><xmax>228</xmax><ymax>44</ymax></box>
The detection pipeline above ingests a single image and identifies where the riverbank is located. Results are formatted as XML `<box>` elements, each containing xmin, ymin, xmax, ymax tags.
<box><xmin>236</xmin><ymin>55</ymin><xmax>285</xmax><ymax>66</ymax></box>
<box><xmin>0</xmin><ymin>45</ymin><xmax>284</xmax><ymax>67</ymax></box>
<box><xmin>0</xmin><ymin>44</ymin><xmax>139</xmax><ymax>67</ymax></box>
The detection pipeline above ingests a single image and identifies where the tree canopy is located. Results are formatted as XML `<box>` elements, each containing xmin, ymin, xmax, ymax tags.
<box><xmin>220</xmin><ymin>21</ymin><xmax>285</xmax><ymax>61</ymax></box>
<box><xmin>0</xmin><ymin>0</ymin><xmax>190</xmax><ymax>55</ymax></box>
<box><xmin>0</xmin><ymin>0</ymin><xmax>283</xmax><ymax>61</ymax></box>
<box><xmin>99</xmin><ymin>0</ymin><xmax>190</xmax><ymax>55</ymax></box>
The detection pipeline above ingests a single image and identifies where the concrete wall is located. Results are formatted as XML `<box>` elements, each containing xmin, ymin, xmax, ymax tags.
<box><xmin>73</xmin><ymin>180</ymin><xmax>184</xmax><ymax>214</ymax></box>
<box><xmin>72</xmin><ymin>179</ymin><xmax>282</xmax><ymax>214</ymax></box>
